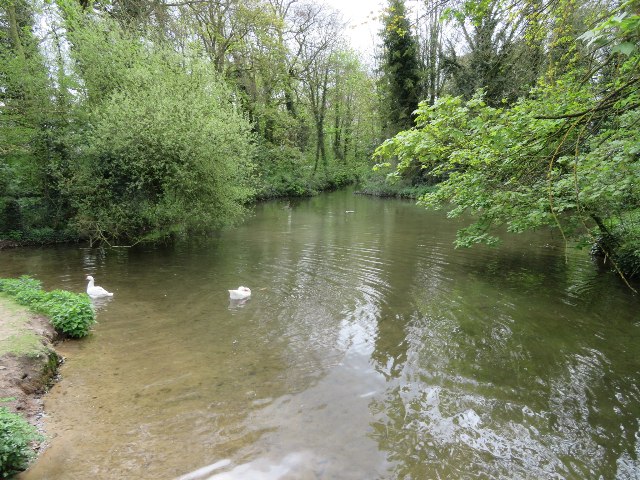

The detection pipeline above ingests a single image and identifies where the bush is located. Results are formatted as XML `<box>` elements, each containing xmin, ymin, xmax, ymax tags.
<box><xmin>0</xmin><ymin>276</ymin><xmax>96</xmax><ymax>338</ymax></box>
<box><xmin>0</xmin><ymin>407</ymin><xmax>42</xmax><ymax>478</ymax></box>
<box><xmin>0</xmin><ymin>218</ymin><xmax>78</xmax><ymax>245</ymax></box>
<box><xmin>66</xmin><ymin>20</ymin><xmax>255</xmax><ymax>244</ymax></box>
<box><xmin>40</xmin><ymin>290</ymin><xmax>95</xmax><ymax>338</ymax></box>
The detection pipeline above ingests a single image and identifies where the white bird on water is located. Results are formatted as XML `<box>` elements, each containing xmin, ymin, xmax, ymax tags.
<box><xmin>228</xmin><ymin>286</ymin><xmax>251</xmax><ymax>300</ymax></box>
<box><xmin>86</xmin><ymin>275</ymin><xmax>114</xmax><ymax>298</ymax></box>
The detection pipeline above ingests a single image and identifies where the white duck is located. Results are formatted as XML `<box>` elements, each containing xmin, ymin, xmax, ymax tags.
<box><xmin>228</xmin><ymin>286</ymin><xmax>251</xmax><ymax>300</ymax></box>
<box><xmin>86</xmin><ymin>275</ymin><xmax>114</xmax><ymax>298</ymax></box>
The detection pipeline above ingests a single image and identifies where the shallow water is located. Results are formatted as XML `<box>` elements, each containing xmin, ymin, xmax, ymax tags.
<box><xmin>3</xmin><ymin>189</ymin><xmax>639</xmax><ymax>479</ymax></box>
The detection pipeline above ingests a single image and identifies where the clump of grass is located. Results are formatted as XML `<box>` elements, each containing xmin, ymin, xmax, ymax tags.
<box><xmin>0</xmin><ymin>276</ymin><xmax>95</xmax><ymax>338</ymax></box>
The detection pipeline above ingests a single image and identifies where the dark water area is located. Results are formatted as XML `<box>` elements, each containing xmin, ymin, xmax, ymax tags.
<box><xmin>2</xmin><ymin>189</ymin><xmax>639</xmax><ymax>479</ymax></box>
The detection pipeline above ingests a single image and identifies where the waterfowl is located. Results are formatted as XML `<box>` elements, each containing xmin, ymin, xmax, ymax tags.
<box><xmin>86</xmin><ymin>275</ymin><xmax>114</xmax><ymax>298</ymax></box>
<box><xmin>229</xmin><ymin>286</ymin><xmax>251</xmax><ymax>300</ymax></box>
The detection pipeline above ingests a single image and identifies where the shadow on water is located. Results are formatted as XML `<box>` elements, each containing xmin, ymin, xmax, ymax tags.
<box><xmin>2</xmin><ymin>189</ymin><xmax>638</xmax><ymax>479</ymax></box>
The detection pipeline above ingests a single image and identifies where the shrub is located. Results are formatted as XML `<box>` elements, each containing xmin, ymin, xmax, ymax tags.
<box><xmin>0</xmin><ymin>407</ymin><xmax>42</xmax><ymax>478</ymax></box>
<box><xmin>40</xmin><ymin>290</ymin><xmax>95</xmax><ymax>338</ymax></box>
<box><xmin>0</xmin><ymin>276</ymin><xmax>96</xmax><ymax>338</ymax></box>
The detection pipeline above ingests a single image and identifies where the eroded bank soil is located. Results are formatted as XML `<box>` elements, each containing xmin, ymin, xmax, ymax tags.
<box><xmin>0</xmin><ymin>297</ymin><xmax>61</xmax><ymax>428</ymax></box>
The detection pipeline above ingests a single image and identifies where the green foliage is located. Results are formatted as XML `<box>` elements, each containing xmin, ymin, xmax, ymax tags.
<box><xmin>0</xmin><ymin>276</ymin><xmax>42</xmax><ymax>298</ymax></box>
<box><xmin>62</xmin><ymin>17</ymin><xmax>255</xmax><ymax>244</ymax></box>
<box><xmin>0</xmin><ymin>0</ymin><xmax>72</xmax><ymax>236</ymax></box>
<box><xmin>0</xmin><ymin>196</ymin><xmax>77</xmax><ymax>244</ymax></box>
<box><xmin>379</xmin><ymin>0</ymin><xmax>423</xmax><ymax>135</ymax></box>
<box><xmin>605</xmin><ymin>209</ymin><xmax>640</xmax><ymax>278</ymax></box>
<box><xmin>374</xmin><ymin>34</ymin><xmax>640</xmax><ymax>278</ymax></box>
<box><xmin>438</xmin><ymin>0</ymin><xmax>603</xmax><ymax>106</ymax></box>
<box><xmin>0</xmin><ymin>407</ymin><xmax>42</xmax><ymax>478</ymax></box>
<box><xmin>40</xmin><ymin>290</ymin><xmax>96</xmax><ymax>338</ymax></box>
<box><xmin>0</xmin><ymin>277</ymin><xmax>96</xmax><ymax>338</ymax></box>
<box><xmin>356</xmin><ymin>173</ymin><xmax>436</xmax><ymax>199</ymax></box>
<box><xmin>0</xmin><ymin>199</ymin><xmax>22</xmax><ymax>233</ymax></box>
<box><xmin>1</xmin><ymin>0</ymin><xmax>381</xmax><ymax>246</ymax></box>
<box><xmin>579</xmin><ymin>6</ymin><xmax>640</xmax><ymax>55</ymax></box>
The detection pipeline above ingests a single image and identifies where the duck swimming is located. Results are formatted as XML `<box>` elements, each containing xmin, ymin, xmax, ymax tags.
<box><xmin>229</xmin><ymin>286</ymin><xmax>251</xmax><ymax>300</ymax></box>
<box><xmin>86</xmin><ymin>275</ymin><xmax>114</xmax><ymax>298</ymax></box>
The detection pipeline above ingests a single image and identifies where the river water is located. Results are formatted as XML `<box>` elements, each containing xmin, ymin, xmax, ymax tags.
<box><xmin>3</xmin><ymin>189</ymin><xmax>639</xmax><ymax>479</ymax></box>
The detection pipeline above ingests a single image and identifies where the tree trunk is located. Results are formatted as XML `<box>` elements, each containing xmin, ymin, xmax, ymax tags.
<box><xmin>591</xmin><ymin>213</ymin><xmax>619</xmax><ymax>256</ymax></box>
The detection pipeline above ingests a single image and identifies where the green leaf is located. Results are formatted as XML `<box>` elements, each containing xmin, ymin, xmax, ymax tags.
<box><xmin>612</xmin><ymin>42</ymin><xmax>636</xmax><ymax>56</ymax></box>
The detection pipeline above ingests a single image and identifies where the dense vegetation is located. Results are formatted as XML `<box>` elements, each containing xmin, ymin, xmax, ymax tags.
<box><xmin>1</xmin><ymin>0</ymin><xmax>379</xmax><ymax>245</ymax></box>
<box><xmin>1</xmin><ymin>0</ymin><xmax>638</xmax><ymax>278</ymax></box>
<box><xmin>0</xmin><ymin>276</ymin><xmax>96</xmax><ymax>338</ymax></box>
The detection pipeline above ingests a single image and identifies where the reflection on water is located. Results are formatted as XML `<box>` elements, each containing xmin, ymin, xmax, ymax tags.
<box><xmin>227</xmin><ymin>300</ymin><xmax>249</xmax><ymax>311</ymax></box>
<box><xmin>89</xmin><ymin>295</ymin><xmax>115</xmax><ymax>311</ymax></box>
<box><xmin>1</xmin><ymin>189</ymin><xmax>638</xmax><ymax>479</ymax></box>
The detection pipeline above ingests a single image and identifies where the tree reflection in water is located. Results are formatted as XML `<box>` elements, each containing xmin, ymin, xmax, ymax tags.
<box><xmin>366</xmin><ymin>251</ymin><xmax>640</xmax><ymax>478</ymax></box>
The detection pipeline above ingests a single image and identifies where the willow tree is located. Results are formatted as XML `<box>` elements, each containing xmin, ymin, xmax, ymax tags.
<box><xmin>62</xmin><ymin>15</ymin><xmax>255</xmax><ymax>244</ymax></box>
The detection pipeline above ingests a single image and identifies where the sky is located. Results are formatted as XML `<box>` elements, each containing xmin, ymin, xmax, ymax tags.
<box><xmin>322</xmin><ymin>0</ymin><xmax>385</xmax><ymax>54</ymax></box>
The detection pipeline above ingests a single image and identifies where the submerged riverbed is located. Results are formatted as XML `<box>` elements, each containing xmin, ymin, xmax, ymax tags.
<box><xmin>3</xmin><ymin>189</ymin><xmax>639</xmax><ymax>479</ymax></box>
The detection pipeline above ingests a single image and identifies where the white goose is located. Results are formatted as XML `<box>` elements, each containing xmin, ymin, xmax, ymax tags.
<box><xmin>86</xmin><ymin>275</ymin><xmax>114</xmax><ymax>298</ymax></box>
<box><xmin>228</xmin><ymin>286</ymin><xmax>251</xmax><ymax>300</ymax></box>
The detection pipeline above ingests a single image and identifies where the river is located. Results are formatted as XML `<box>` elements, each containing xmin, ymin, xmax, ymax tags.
<box><xmin>3</xmin><ymin>189</ymin><xmax>639</xmax><ymax>479</ymax></box>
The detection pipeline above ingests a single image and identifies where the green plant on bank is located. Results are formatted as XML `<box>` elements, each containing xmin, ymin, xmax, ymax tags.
<box><xmin>40</xmin><ymin>290</ymin><xmax>96</xmax><ymax>339</ymax></box>
<box><xmin>0</xmin><ymin>277</ymin><xmax>95</xmax><ymax>338</ymax></box>
<box><xmin>0</xmin><ymin>407</ymin><xmax>42</xmax><ymax>478</ymax></box>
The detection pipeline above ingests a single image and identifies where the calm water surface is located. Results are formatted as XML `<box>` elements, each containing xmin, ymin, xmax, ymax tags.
<box><xmin>3</xmin><ymin>189</ymin><xmax>640</xmax><ymax>479</ymax></box>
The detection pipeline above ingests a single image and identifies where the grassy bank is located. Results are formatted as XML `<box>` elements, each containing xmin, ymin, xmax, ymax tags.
<box><xmin>0</xmin><ymin>278</ymin><xmax>96</xmax><ymax>476</ymax></box>
<box><xmin>0</xmin><ymin>295</ymin><xmax>57</xmax><ymax>477</ymax></box>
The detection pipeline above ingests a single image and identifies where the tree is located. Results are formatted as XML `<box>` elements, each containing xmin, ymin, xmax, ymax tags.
<box><xmin>418</xmin><ymin>0</ymin><xmax>446</xmax><ymax>106</ymax></box>
<box><xmin>440</xmin><ymin>0</ymin><xmax>542</xmax><ymax>105</ymax></box>
<box><xmin>374</xmin><ymin>3</ymin><xmax>640</xmax><ymax>283</ymax></box>
<box><xmin>64</xmin><ymin>16</ymin><xmax>255</xmax><ymax>244</ymax></box>
<box><xmin>288</xmin><ymin>2</ymin><xmax>343</xmax><ymax>172</ymax></box>
<box><xmin>378</xmin><ymin>0</ymin><xmax>423</xmax><ymax>136</ymax></box>
<box><xmin>1</xmin><ymin>0</ymin><xmax>381</xmax><ymax>243</ymax></box>
<box><xmin>0</xmin><ymin>0</ymin><xmax>71</xmax><ymax>235</ymax></box>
